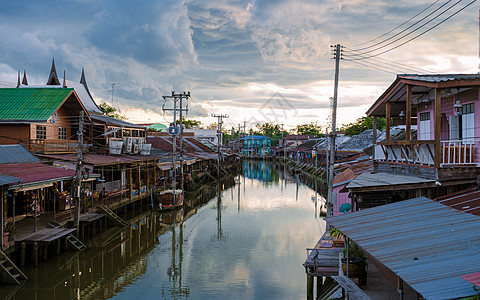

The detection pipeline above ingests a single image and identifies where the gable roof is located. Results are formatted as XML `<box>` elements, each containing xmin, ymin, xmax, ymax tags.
<box><xmin>0</xmin><ymin>88</ymin><xmax>75</xmax><ymax>121</ymax></box>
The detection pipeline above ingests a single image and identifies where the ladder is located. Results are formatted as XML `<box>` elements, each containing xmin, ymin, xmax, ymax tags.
<box><xmin>66</xmin><ymin>235</ymin><xmax>86</xmax><ymax>251</ymax></box>
<box><xmin>0</xmin><ymin>250</ymin><xmax>27</xmax><ymax>284</ymax></box>
<box><xmin>98</xmin><ymin>205</ymin><xmax>128</xmax><ymax>227</ymax></box>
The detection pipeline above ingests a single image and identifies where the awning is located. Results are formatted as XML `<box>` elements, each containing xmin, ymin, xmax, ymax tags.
<box><xmin>346</xmin><ymin>172</ymin><xmax>435</xmax><ymax>191</ymax></box>
<box><xmin>327</xmin><ymin>197</ymin><xmax>480</xmax><ymax>300</ymax></box>
<box><xmin>157</xmin><ymin>163</ymin><xmax>171</xmax><ymax>171</ymax></box>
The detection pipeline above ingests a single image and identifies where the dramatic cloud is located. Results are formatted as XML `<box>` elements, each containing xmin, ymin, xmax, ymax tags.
<box><xmin>0</xmin><ymin>0</ymin><xmax>478</xmax><ymax>129</ymax></box>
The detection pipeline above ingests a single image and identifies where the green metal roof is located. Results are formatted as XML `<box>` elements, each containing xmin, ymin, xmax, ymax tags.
<box><xmin>0</xmin><ymin>88</ymin><xmax>74</xmax><ymax>121</ymax></box>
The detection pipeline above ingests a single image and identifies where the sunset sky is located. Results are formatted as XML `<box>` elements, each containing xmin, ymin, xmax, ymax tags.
<box><xmin>0</xmin><ymin>0</ymin><xmax>479</xmax><ymax>131</ymax></box>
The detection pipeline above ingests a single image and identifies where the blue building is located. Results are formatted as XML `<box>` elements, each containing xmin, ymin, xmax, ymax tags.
<box><xmin>241</xmin><ymin>135</ymin><xmax>272</xmax><ymax>156</ymax></box>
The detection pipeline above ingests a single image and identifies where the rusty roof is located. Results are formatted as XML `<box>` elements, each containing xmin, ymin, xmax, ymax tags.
<box><xmin>435</xmin><ymin>187</ymin><xmax>480</xmax><ymax>216</ymax></box>
<box><xmin>461</xmin><ymin>272</ymin><xmax>480</xmax><ymax>287</ymax></box>
<box><xmin>147</xmin><ymin>136</ymin><xmax>214</xmax><ymax>153</ymax></box>
<box><xmin>0</xmin><ymin>163</ymin><xmax>74</xmax><ymax>185</ymax></box>
<box><xmin>37</xmin><ymin>153</ymin><xmax>158</xmax><ymax>166</ymax></box>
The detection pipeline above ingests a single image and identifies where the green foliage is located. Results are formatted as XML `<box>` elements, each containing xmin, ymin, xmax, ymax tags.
<box><xmin>340</xmin><ymin>117</ymin><xmax>386</xmax><ymax>137</ymax></box>
<box><xmin>465</xmin><ymin>286</ymin><xmax>480</xmax><ymax>300</ymax></box>
<box><xmin>175</xmin><ymin>117</ymin><xmax>201</xmax><ymax>129</ymax></box>
<box><xmin>100</xmin><ymin>102</ymin><xmax>125</xmax><ymax>120</ymax></box>
<box><xmin>329</xmin><ymin>227</ymin><xmax>343</xmax><ymax>239</ymax></box>
<box><xmin>292</xmin><ymin>122</ymin><xmax>323</xmax><ymax>136</ymax></box>
<box><xmin>254</xmin><ymin>123</ymin><xmax>288</xmax><ymax>145</ymax></box>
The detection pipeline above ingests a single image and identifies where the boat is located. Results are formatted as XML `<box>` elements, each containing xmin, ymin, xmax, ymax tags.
<box><xmin>156</xmin><ymin>189</ymin><xmax>183</xmax><ymax>211</ymax></box>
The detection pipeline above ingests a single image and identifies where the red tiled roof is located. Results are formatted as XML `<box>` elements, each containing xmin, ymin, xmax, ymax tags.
<box><xmin>0</xmin><ymin>163</ymin><xmax>74</xmax><ymax>184</ymax></box>
<box><xmin>435</xmin><ymin>187</ymin><xmax>480</xmax><ymax>216</ymax></box>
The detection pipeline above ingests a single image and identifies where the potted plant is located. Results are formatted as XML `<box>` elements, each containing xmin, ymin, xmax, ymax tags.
<box><xmin>342</xmin><ymin>241</ymin><xmax>368</xmax><ymax>285</ymax></box>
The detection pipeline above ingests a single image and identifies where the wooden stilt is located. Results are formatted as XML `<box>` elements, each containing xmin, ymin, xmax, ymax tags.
<box><xmin>20</xmin><ymin>243</ymin><xmax>26</xmax><ymax>267</ymax></box>
<box><xmin>307</xmin><ymin>275</ymin><xmax>313</xmax><ymax>300</ymax></box>
<box><xmin>33</xmin><ymin>242</ymin><xmax>38</xmax><ymax>267</ymax></box>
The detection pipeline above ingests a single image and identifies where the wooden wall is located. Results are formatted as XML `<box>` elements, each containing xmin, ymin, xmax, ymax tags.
<box><xmin>29</xmin><ymin>106</ymin><xmax>72</xmax><ymax>140</ymax></box>
<box><xmin>0</xmin><ymin>124</ymin><xmax>30</xmax><ymax>144</ymax></box>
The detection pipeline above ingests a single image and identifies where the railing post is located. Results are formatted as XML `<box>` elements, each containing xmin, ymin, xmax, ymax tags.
<box><xmin>434</xmin><ymin>89</ymin><xmax>441</xmax><ymax>168</ymax></box>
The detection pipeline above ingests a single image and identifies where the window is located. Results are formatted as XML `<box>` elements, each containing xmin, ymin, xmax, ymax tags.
<box><xmin>36</xmin><ymin>125</ymin><xmax>46</xmax><ymax>140</ymax></box>
<box><xmin>132</xmin><ymin>129</ymin><xmax>139</xmax><ymax>137</ymax></box>
<box><xmin>58</xmin><ymin>127</ymin><xmax>67</xmax><ymax>140</ymax></box>
<box><xmin>419</xmin><ymin>112</ymin><xmax>430</xmax><ymax>140</ymax></box>
<box><xmin>462</xmin><ymin>103</ymin><xmax>475</xmax><ymax>144</ymax></box>
<box><xmin>114</xmin><ymin>127</ymin><xmax>122</xmax><ymax>138</ymax></box>
<box><xmin>123</xmin><ymin>129</ymin><xmax>131</xmax><ymax>137</ymax></box>
<box><xmin>139</xmin><ymin>130</ymin><xmax>146</xmax><ymax>137</ymax></box>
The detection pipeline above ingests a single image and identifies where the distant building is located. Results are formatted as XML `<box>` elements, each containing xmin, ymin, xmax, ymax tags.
<box><xmin>241</xmin><ymin>135</ymin><xmax>272</xmax><ymax>156</ymax></box>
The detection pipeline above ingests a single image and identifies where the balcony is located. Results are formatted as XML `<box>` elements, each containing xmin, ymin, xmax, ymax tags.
<box><xmin>28</xmin><ymin>139</ymin><xmax>79</xmax><ymax>154</ymax></box>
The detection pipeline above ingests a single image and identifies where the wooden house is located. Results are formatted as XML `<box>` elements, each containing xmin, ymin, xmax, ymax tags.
<box><xmin>347</xmin><ymin>74</ymin><xmax>480</xmax><ymax>208</ymax></box>
<box><xmin>0</xmin><ymin>87</ymin><xmax>91</xmax><ymax>153</ymax></box>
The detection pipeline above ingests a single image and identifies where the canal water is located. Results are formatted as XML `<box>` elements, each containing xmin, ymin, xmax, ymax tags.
<box><xmin>4</xmin><ymin>161</ymin><xmax>326</xmax><ymax>300</ymax></box>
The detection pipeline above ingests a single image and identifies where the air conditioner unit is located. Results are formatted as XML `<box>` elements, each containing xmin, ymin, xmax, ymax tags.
<box><xmin>124</xmin><ymin>137</ymin><xmax>132</xmax><ymax>153</ymax></box>
<box><xmin>132</xmin><ymin>144</ymin><xmax>139</xmax><ymax>154</ymax></box>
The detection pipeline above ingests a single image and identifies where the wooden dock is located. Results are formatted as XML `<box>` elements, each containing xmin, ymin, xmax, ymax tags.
<box><xmin>303</xmin><ymin>231</ymin><xmax>344</xmax><ymax>277</ymax></box>
<box><xmin>17</xmin><ymin>228</ymin><xmax>76</xmax><ymax>243</ymax></box>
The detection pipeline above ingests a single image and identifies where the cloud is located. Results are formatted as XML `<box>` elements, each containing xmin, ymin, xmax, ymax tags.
<box><xmin>87</xmin><ymin>0</ymin><xmax>197</xmax><ymax>70</ymax></box>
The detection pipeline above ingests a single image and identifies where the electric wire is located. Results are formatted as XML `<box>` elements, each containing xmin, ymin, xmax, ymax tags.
<box><xmin>343</xmin><ymin>0</ymin><xmax>476</xmax><ymax>60</ymax></box>
<box><xmin>350</xmin><ymin>0</ymin><xmax>455</xmax><ymax>52</ymax></box>
<box><xmin>351</xmin><ymin>0</ymin><xmax>442</xmax><ymax>48</ymax></box>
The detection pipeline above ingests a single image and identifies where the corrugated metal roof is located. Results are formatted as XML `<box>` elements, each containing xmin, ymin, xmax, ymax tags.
<box><xmin>435</xmin><ymin>187</ymin><xmax>480</xmax><ymax>216</ymax></box>
<box><xmin>0</xmin><ymin>162</ymin><xmax>74</xmax><ymax>184</ymax></box>
<box><xmin>0</xmin><ymin>144</ymin><xmax>39</xmax><ymax>164</ymax></box>
<box><xmin>461</xmin><ymin>271</ymin><xmax>480</xmax><ymax>287</ymax></box>
<box><xmin>0</xmin><ymin>88</ymin><xmax>73</xmax><ymax>121</ymax></box>
<box><xmin>346</xmin><ymin>172</ymin><xmax>435</xmax><ymax>189</ymax></box>
<box><xmin>399</xmin><ymin>74</ymin><xmax>480</xmax><ymax>83</ymax></box>
<box><xmin>0</xmin><ymin>174</ymin><xmax>21</xmax><ymax>186</ymax></box>
<box><xmin>90</xmin><ymin>114</ymin><xmax>145</xmax><ymax>129</ymax></box>
<box><xmin>327</xmin><ymin>197</ymin><xmax>480</xmax><ymax>300</ymax></box>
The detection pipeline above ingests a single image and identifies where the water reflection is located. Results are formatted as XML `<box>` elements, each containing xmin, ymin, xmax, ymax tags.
<box><xmin>2</xmin><ymin>161</ymin><xmax>324</xmax><ymax>300</ymax></box>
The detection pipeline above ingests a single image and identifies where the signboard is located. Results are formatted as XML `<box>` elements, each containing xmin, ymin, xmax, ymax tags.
<box><xmin>167</xmin><ymin>126</ymin><xmax>180</xmax><ymax>135</ymax></box>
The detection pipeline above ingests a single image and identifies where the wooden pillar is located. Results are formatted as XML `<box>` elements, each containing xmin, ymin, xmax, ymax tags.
<box><xmin>373</xmin><ymin>117</ymin><xmax>378</xmax><ymax>160</ymax></box>
<box><xmin>434</xmin><ymin>88</ymin><xmax>441</xmax><ymax>168</ymax></box>
<box><xmin>33</xmin><ymin>242</ymin><xmax>38</xmax><ymax>267</ymax></box>
<box><xmin>153</xmin><ymin>160</ymin><xmax>157</xmax><ymax>188</ymax></box>
<box><xmin>43</xmin><ymin>244</ymin><xmax>48</xmax><ymax>262</ymax></box>
<box><xmin>128</xmin><ymin>167</ymin><xmax>133</xmax><ymax>199</ymax></box>
<box><xmin>56</xmin><ymin>239</ymin><xmax>61</xmax><ymax>255</ymax></box>
<box><xmin>137</xmin><ymin>164</ymin><xmax>141</xmax><ymax>194</ymax></box>
<box><xmin>316</xmin><ymin>276</ymin><xmax>323</xmax><ymax>298</ymax></box>
<box><xmin>20</xmin><ymin>242</ymin><xmax>26</xmax><ymax>266</ymax></box>
<box><xmin>307</xmin><ymin>275</ymin><xmax>314</xmax><ymax>300</ymax></box>
<box><xmin>386</xmin><ymin>101</ymin><xmax>391</xmax><ymax>141</ymax></box>
<box><xmin>406</xmin><ymin>85</ymin><xmax>412</xmax><ymax>141</ymax></box>
<box><xmin>146</xmin><ymin>161</ymin><xmax>150</xmax><ymax>192</ymax></box>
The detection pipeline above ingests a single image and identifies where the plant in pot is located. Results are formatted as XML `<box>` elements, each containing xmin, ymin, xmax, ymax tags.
<box><xmin>342</xmin><ymin>241</ymin><xmax>368</xmax><ymax>285</ymax></box>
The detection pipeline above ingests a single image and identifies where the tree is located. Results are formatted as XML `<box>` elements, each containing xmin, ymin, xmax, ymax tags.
<box><xmin>175</xmin><ymin>117</ymin><xmax>201</xmax><ymax>129</ymax></box>
<box><xmin>292</xmin><ymin>122</ymin><xmax>323</xmax><ymax>136</ymax></box>
<box><xmin>100</xmin><ymin>102</ymin><xmax>125</xmax><ymax>120</ymax></box>
<box><xmin>340</xmin><ymin>117</ymin><xmax>386</xmax><ymax>137</ymax></box>
<box><xmin>255</xmin><ymin>123</ymin><xmax>288</xmax><ymax>145</ymax></box>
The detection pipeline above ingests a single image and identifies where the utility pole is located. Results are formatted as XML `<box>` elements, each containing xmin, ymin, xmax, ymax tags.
<box><xmin>163</xmin><ymin>91</ymin><xmax>190</xmax><ymax>204</ymax></box>
<box><xmin>281</xmin><ymin>123</ymin><xmax>286</xmax><ymax>162</ymax></box>
<box><xmin>212</xmin><ymin>114</ymin><xmax>228</xmax><ymax>175</ymax></box>
<box><xmin>74</xmin><ymin>111</ymin><xmax>84</xmax><ymax>228</ymax></box>
<box><xmin>327</xmin><ymin>44</ymin><xmax>342</xmax><ymax>224</ymax></box>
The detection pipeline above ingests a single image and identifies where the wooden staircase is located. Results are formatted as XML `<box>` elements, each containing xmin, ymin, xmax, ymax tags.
<box><xmin>47</xmin><ymin>222</ymin><xmax>86</xmax><ymax>251</ymax></box>
<box><xmin>66</xmin><ymin>235</ymin><xmax>86</xmax><ymax>251</ymax></box>
<box><xmin>98</xmin><ymin>205</ymin><xmax>128</xmax><ymax>227</ymax></box>
<box><xmin>0</xmin><ymin>250</ymin><xmax>27</xmax><ymax>284</ymax></box>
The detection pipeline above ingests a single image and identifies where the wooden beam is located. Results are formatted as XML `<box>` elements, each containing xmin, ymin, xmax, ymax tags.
<box><xmin>386</xmin><ymin>101</ymin><xmax>391</xmax><ymax>141</ymax></box>
<box><xmin>406</xmin><ymin>85</ymin><xmax>411</xmax><ymax>141</ymax></box>
<box><xmin>373</xmin><ymin>117</ymin><xmax>377</xmax><ymax>160</ymax></box>
<box><xmin>434</xmin><ymin>88</ymin><xmax>441</xmax><ymax>168</ymax></box>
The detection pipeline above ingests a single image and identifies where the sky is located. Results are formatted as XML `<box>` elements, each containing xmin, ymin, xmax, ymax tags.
<box><xmin>0</xmin><ymin>0</ymin><xmax>479</xmax><ymax>131</ymax></box>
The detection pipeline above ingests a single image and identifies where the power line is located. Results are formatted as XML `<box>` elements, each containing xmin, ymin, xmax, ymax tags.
<box><xmin>352</xmin><ymin>0</ymin><xmax>442</xmax><ymax>48</ymax></box>
<box><xmin>350</xmin><ymin>0</ymin><xmax>455</xmax><ymax>52</ymax></box>
<box><xmin>344</xmin><ymin>0</ymin><xmax>476</xmax><ymax>60</ymax></box>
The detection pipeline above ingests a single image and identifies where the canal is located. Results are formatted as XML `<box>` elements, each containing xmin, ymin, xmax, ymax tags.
<box><xmin>3</xmin><ymin>160</ymin><xmax>326</xmax><ymax>300</ymax></box>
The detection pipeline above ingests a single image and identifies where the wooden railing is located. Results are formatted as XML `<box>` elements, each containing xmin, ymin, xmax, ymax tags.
<box><xmin>375</xmin><ymin>139</ymin><xmax>478</xmax><ymax>167</ymax></box>
<box><xmin>375</xmin><ymin>140</ymin><xmax>435</xmax><ymax>166</ymax></box>
<box><xmin>441</xmin><ymin>140</ymin><xmax>475</xmax><ymax>165</ymax></box>
<box><xmin>28</xmin><ymin>139</ymin><xmax>78</xmax><ymax>153</ymax></box>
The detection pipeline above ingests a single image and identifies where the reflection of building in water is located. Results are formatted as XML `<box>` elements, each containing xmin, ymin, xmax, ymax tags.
<box><xmin>243</xmin><ymin>161</ymin><xmax>274</xmax><ymax>181</ymax></box>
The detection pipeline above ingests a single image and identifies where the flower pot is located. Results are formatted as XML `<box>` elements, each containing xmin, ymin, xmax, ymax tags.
<box><xmin>341</xmin><ymin>257</ymin><xmax>363</xmax><ymax>277</ymax></box>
